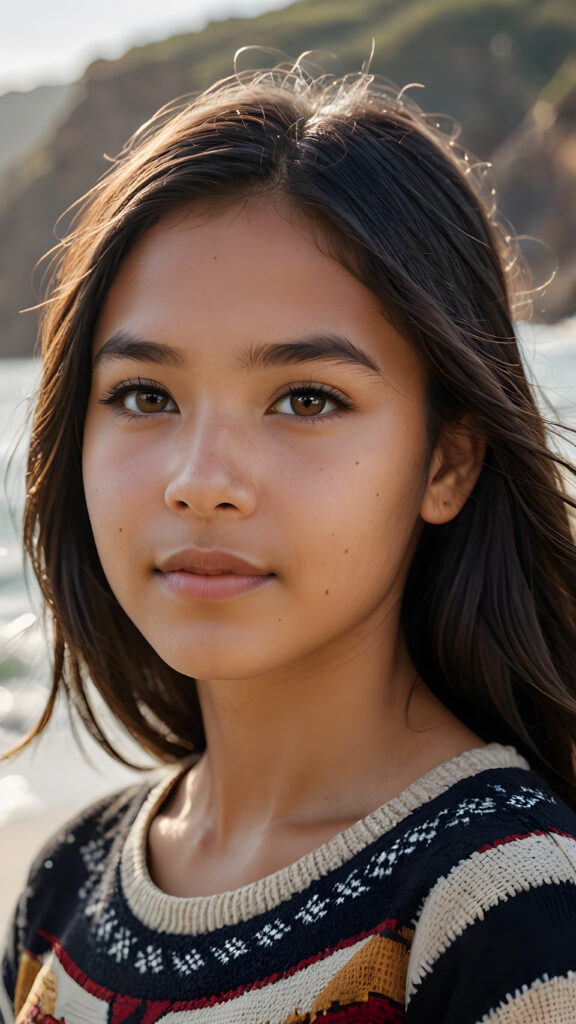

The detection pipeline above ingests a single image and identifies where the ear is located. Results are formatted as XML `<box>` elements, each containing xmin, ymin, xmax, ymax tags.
<box><xmin>420</xmin><ymin>414</ymin><xmax>486</xmax><ymax>525</ymax></box>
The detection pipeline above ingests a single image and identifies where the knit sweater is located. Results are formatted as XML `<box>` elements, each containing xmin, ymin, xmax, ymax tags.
<box><xmin>2</xmin><ymin>744</ymin><xmax>576</xmax><ymax>1024</ymax></box>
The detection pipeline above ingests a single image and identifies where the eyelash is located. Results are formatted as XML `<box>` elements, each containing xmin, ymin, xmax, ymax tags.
<box><xmin>98</xmin><ymin>377</ymin><xmax>354</xmax><ymax>422</ymax></box>
<box><xmin>99</xmin><ymin>378</ymin><xmax>176</xmax><ymax>419</ymax></box>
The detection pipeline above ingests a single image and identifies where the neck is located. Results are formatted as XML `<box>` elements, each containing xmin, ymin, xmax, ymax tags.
<box><xmin>183</xmin><ymin>627</ymin><xmax>479</xmax><ymax>848</ymax></box>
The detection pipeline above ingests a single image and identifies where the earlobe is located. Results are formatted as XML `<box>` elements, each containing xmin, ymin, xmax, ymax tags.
<box><xmin>420</xmin><ymin>415</ymin><xmax>486</xmax><ymax>525</ymax></box>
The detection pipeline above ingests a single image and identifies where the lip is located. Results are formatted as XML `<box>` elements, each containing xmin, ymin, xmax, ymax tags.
<box><xmin>155</xmin><ymin>548</ymin><xmax>275</xmax><ymax>602</ymax></box>
<box><xmin>156</xmin><ymin>548</ymin><xmax>272</xmax><ymax>576</ymax></box>
<box><xmin>157</xmin><ymin>570</ymin><xmax>275</xmax><ymax>602</ymax></box>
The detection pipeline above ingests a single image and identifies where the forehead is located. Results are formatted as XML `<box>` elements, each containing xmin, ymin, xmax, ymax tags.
<box><xmin>92</xmin><ymin>199</ymin><xmax>424</xmax><ymax>392</ymax></box>
<box><xmin>95</xmin><ymin>199</ymin><xmax>380</xmax><ymax>324</ymax></box>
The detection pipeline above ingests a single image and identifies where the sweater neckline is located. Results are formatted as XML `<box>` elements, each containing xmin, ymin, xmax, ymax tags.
<box><xmin>121</xmin><ymin>742</ymin><xmax>529</xmax><ymax>936</ymax></box>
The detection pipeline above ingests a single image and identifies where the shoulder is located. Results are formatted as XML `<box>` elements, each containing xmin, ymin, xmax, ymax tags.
<box><xmin>404</xmin><ymin>755</ymin><xmax>576</xmax><ymax>1022</ymax></box>
<box><xmin>1</xmin><ymin>762</ymin><xmax>187</xmax><ymax>1022</ymax></box>
<box><xmin>403</xmin><ymin>744</ymin><xmax>576</xmax><ymax>861</ymax></box>
<box><xmin>27</xmin><ymin>771</ymin><xmax>158</xmax><ymax>887</ymax></box>
<box><xmin>8</xmin><ymin>763</ymin><xmax>180</xmax><ymax>960</ymax></box>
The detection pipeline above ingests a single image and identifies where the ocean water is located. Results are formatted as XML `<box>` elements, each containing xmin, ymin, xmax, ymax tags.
<box><xmin>1</xmin><ymin>321</ymin><xmax>576</xmax><ymax>826</ymax></box>
<box><xmin>0</xmin><ymin>360</ymin><xmax>45</xmax><ymax>750</ymax></box>
<box><xmin>0</xmin><ymin>361</ymin><xmax>155</xmax><ymax>842</ymax></box>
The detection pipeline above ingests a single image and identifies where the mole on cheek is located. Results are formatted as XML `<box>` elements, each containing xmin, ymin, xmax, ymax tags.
<box><xmin>324</xmin><ymin>589</ymin><xmax>330</xmax><ymax>596</ymax></box>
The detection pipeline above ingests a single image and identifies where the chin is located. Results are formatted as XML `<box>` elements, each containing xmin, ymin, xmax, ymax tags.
<box><xmin>153</xmin><ymin>642</ymin><xmax>275</xmax><ymax>683</ymax></box>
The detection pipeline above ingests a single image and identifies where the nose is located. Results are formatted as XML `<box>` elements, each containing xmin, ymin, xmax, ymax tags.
<box><xmin>163</xmin><ymin>413</ymin><xmax>258</xmax><ymax>520</ymax></box>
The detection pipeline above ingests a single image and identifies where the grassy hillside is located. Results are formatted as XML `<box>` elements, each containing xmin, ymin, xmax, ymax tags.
<box><xmin>1</xmin><ymin>0</ymin><xmax>575</xmax><ymax>355</ymax></box>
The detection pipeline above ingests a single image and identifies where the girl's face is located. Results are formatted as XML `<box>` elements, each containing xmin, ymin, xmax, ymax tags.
<box><xmin>83</xmin><ymin>200</ymin><xmax>434</xmax><ymax>682</ymax></box>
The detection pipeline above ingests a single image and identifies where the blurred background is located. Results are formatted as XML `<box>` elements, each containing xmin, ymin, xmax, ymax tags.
<box><xmin>1</xmin><ymin>0</ymin><xmax>576</xmax><ymax>928</ymax></box>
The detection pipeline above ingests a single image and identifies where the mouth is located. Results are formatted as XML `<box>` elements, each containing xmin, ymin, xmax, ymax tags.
<box><xmin>156</xmin><ymin>566</ymin><xmax>275</xmax><ymax>602</ymax></box>
<box><xmin>167</xmin><ymin>568</ymin><xmax>272</xmax><ymax>577</ymax></box>
<box><xmin>156</xmin><ymin>548</ymin><xmax>273</xmax><ymax>577</ymax></box>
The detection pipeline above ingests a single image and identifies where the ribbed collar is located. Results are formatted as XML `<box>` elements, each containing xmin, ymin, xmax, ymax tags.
<box><xmin>121</xmin><ymin>743</ymin><xmax>529</xmax><ymax>935</ymax></box>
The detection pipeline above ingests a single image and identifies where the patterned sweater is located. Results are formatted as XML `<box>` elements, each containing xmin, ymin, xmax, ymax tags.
<box><xmin>2</xmin><ymin>743</ymin><xmax>576</xmax><ymax>1024</ymax></box>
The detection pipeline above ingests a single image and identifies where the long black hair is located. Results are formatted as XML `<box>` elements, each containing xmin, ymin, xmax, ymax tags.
<box><xmin>10</xmin><ymin>65</ymin><xmax>576</xmax><ymax>805</ymax></box>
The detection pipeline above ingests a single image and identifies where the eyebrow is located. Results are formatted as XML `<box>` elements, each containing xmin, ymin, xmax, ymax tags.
<box><xmin>92</xmin><ymin>332</ymin><xmax>185</xmax><ymax>369</ymax></box>
<box><xmin>237</xmin><ymin>335</ymin><xmax>384</xmax><ymax>378</ymax></box>
<box><xmin>92</xmin><ymin>329</ymin><xmax>384</xmax><ymax>378</ymax></box>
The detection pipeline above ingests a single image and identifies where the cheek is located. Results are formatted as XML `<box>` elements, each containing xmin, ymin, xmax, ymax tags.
<box><xmin>279</xmin><ymin>427</ymin><xmax>428</xmax><ymax>590</ymax></box>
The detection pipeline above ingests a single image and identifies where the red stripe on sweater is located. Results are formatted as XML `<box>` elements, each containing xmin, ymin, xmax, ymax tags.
<box><xmin>477</xmin><ymin>827</ymin><xmax>576</xmax><ymax>855</ymax></box>
<box><xmin>36</xmin><ymin>917</ymin><xmax>410</xmax><ymax>1013</ymax></box>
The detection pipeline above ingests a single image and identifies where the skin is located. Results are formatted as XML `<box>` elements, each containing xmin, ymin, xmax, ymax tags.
<box><xmin>83</xmin><ymin>199</ymin><xmax>485</xmax><ymax>897</ymax></box>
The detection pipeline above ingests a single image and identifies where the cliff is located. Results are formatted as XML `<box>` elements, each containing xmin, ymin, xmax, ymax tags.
<box><xmin>1</xmin><ymin>0</ymin><xmax>575</xmax><ymax>356</ymax></box>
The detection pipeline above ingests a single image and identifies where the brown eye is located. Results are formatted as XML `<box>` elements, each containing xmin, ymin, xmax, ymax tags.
<box><xmin>123</xmin><ymin>390</ymin><xmax>175</xmax><ymax>414</ymax></box>
<box><xmin>273</xmin><ymin>387</ymin><xmax>342</xmax><ymax>418</ymax></box>
<box><xmin>289</xmin><ymin>393</ymin><xmax>327</xmax><ymax>416</ymax></box>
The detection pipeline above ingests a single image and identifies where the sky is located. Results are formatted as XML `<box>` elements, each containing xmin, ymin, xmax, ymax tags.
<box><xmin>0</xmin><ymin>0</ymin><xmax>292</xmax><ymax>95</ymax></box>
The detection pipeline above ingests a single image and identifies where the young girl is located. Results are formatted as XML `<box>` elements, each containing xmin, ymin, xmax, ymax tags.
<box><xmin>1</xmin><ymin>62</ymin><xmax>576</xmax><ymax>1024</ymax></box>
